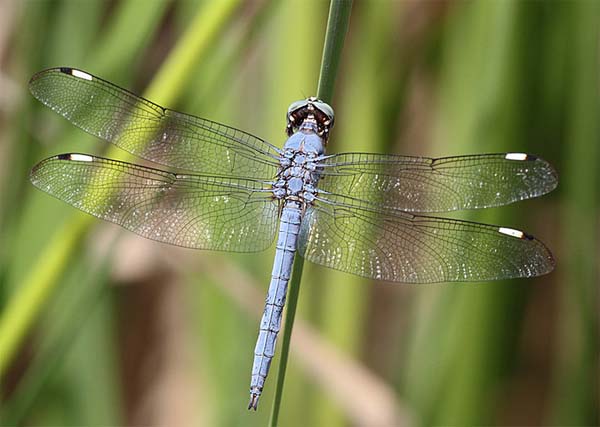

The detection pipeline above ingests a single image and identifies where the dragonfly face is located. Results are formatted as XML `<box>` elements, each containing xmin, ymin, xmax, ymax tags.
<box><xmin>28</xmin><ymin>67</ymin><xmax>557</xmax><ymax>411</ymax></box>
<box><xmin>286</xmin><ymin>96</ymin><xmax>334</xmax><ymax>141</ymax></box>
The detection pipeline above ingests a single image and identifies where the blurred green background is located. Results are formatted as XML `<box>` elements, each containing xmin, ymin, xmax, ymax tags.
<box><xmin>0</xmin><ymin>1</ymin><xmax>598</xmax><ymax>426</ymax></box>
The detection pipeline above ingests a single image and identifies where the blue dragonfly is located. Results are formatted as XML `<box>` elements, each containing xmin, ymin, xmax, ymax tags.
<box><xmin>29</xmin><ymin>68</ymin><xmax>557</xmax><ymax>410</ymax></box>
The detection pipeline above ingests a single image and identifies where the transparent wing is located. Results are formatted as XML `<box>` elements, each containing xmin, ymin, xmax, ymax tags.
<box><xmin>298</xmin><ymin>201</ymin><xmax>554</xmax><ymax>283</ymax></box>
<box><xmin>317</xmin><ymin>153</ymin><xmax>557</xmax><ymax>213</ymax></box>
<box><xmin>29</xmin><ymin>67</ymin><xmax>281</xmax><ymax>178</ymax></box>
<box><xmin>30</xmin><ymin>153</ymin><xmax>279</xmax><ymax>252</ymax></box>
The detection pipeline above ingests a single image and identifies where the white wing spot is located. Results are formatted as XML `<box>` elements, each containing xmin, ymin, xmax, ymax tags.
<box><xmin>498</xmin><ymin>227</ymin><xmax>524</xmax><ymax>239</ymax></box>
<box><xmin>69</xmin><ymin>154</ymin><xmax>94</xmax><ymax>162</ymax></box>
<box><xmin>71</xmin><ymin>69</ymin><xmax>93</xmax><ymax>81</ymax></box>
<box><xmin>505</xmin><ymin>153</ymin><xmax>528</xmax><ymax>161</ymax></box>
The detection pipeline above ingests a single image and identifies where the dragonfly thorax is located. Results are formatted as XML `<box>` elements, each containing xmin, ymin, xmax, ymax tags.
<box><xmin>282</xmin><ymin>129</ymin><xmax>325</xmax><ymax>156</ymax></box>
<box><xmin>274</xmin><ymin>131</ymin><xmax>323</xmax><ymax>202</ymax></box>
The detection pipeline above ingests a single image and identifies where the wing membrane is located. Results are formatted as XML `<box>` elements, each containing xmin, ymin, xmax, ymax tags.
<box><xmin>29</xmin><ymin>67</ymin><xmax>280</xmax><ymax>178</ymax></box>
<box><xmin>318</xmin><ymin>153</ymin><xmax>557</xmax><ymax>213</ymax></box>
<box><xmin>298</xmin><ymin>201</ymin><xmax>554</xmax><ymax>283</ymax></box>
<box><xmin>30</xmin><ymin>154</ymin><xmax>279</xmax><ymax>252</ymax></box>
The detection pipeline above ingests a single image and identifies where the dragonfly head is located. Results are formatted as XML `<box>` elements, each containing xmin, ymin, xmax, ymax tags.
<box><xmin>286</xmin><ymin>97</ymin><xmax>335</xmax><ymax>142</ymax></box>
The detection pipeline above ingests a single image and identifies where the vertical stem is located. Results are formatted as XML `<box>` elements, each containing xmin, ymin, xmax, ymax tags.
<box><xmin>268</xmin><ymin>1</ymin><xmax>352</xmax><ymax>425</ymax></box>
<box><xmin>317</xmin><ymin>0</ymin><xmax>353</xmax><ymax>103</ymax></box>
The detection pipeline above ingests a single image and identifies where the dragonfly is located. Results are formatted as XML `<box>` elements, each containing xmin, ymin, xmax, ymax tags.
<box><xmin>29</xmin><ymin>67</ymin><xmax>557</xmax><ymax>410</ymax></box>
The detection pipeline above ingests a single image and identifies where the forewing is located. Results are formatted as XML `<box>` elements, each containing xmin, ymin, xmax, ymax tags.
<box><xmin>30</xmin><ymin>154</ymin><xmax>279</xmax><ymax>252</ymax></box>
<box><xmin>318</xmin><ymin>153</ymin><xmax>557</xmax><ymax>213</ymax></box>
<box><xmin>298</xmin><ymin>202</ymin><xmax>554</xmax><ymax>283</ymax></box>
<box><xmin>29</xmin><ymin>68</ymin><xmax>280</xmax><ymax>178</ymax></box>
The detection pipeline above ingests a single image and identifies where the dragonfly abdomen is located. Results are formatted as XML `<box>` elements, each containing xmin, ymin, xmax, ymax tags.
<box><xmin>248</xmin><ymin>201</ymin><xmax>302</xmax><ymax>410</ymax></box>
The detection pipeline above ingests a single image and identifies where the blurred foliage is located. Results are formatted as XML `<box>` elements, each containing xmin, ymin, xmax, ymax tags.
<box><xmin>0</xmin><ymin>1</ymin><xmax>598</xmax><ymax>426</ymax></box>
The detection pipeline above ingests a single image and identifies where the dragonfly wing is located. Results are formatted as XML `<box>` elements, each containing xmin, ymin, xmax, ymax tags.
<box><xmin>29</xmin><ymin>68</ymin><xmax>280</xmax><ymax>178</ymax></box>
<box><xmin>298</xmin><ymin>201</ymin><xmax>554</xmax><ymax>283</ymax></box>
<box><xmin>318</xmin><ymin>153</ymin><xmax>557</xmax><ymax>213</ymax></box>
<box><xmin>30</xmin><ymin>154</ymin><xmax>279</xmax><ymax>252</ymax></box>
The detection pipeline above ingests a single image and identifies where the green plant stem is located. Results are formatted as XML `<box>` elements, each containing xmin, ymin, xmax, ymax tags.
<box><xmin>0</xmin><ymin>0</ymin><xmax>241</xmax><ymax>377</ymax></box>
<box><xmin>317</xmin><ymin>0</ymin><xmax>353</xmax><ymax>103</ymax></box>
<box><xmin>268</xmin><ymin>1</ymin><xmax>352</xmax><ymax>425</ymax></box>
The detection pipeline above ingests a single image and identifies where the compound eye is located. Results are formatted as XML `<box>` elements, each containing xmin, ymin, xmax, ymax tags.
<box><xmin>287</xmin><ymin>99</ymin><xmax>308</xmax><ymax>115</ymax></box>
<box><xmin>312</xmin><ymin>101</ymin><xmax>335</xmax><ymax>122</ymax></box>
